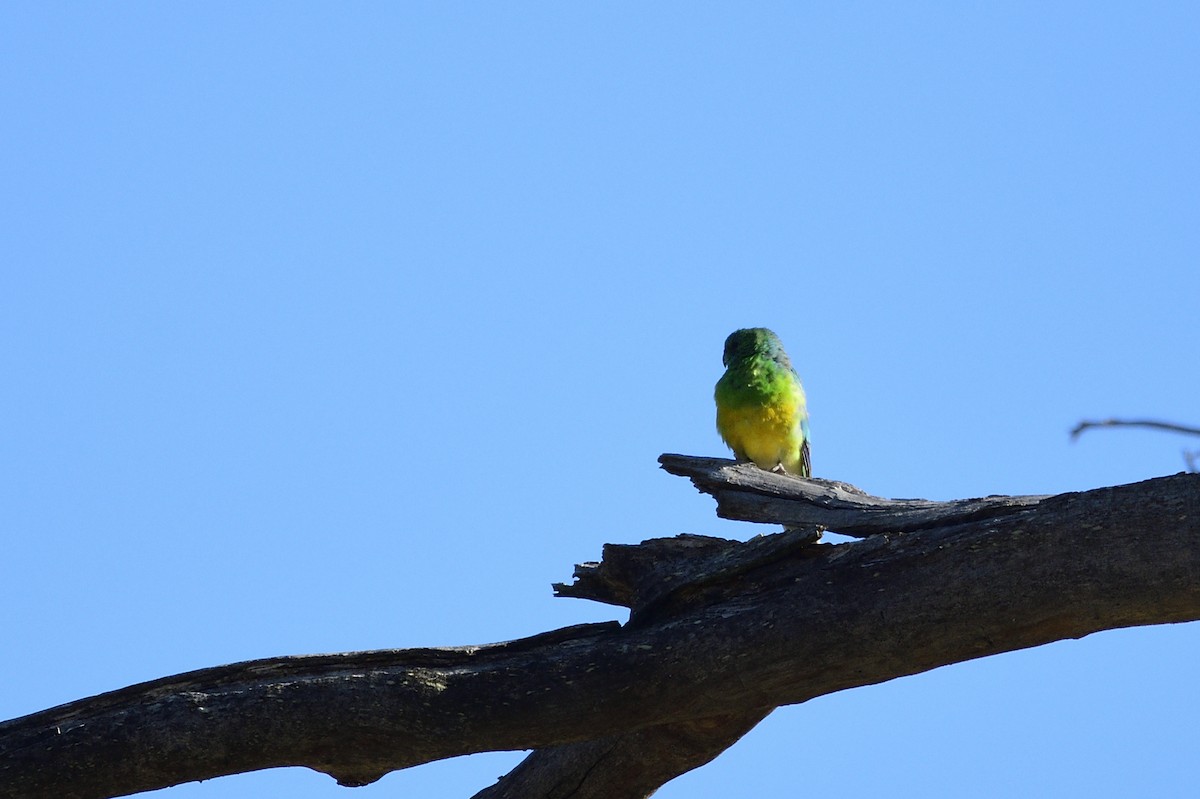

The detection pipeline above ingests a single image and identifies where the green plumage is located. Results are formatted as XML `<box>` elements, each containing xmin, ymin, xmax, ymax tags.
<box><xmin>714</xmin><ymin>328</ymin><xmax>811</xmax><ymax>477</ymax></box>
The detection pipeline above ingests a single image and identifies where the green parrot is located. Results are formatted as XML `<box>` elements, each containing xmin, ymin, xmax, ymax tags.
<box><xmin>714</xmin><ymin>327</ymin><xmax>811</xmax><ymax>477</ymax></box>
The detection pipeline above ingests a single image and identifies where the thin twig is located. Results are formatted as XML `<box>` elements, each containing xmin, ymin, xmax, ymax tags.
<box><xmin>1069</xmin><ymin>418</ymin><xmax>1200</xmax><ymax>440</ymax></box>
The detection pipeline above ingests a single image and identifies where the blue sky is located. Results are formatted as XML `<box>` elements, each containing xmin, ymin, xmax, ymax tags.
<box><xmin>3</xmin><ymin>3</ymin><xmax>1198</xmax><ymax>797</ymax></box>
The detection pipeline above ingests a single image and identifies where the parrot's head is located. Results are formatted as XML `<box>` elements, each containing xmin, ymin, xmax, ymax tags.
<box><xmin>722</xmin><ymin>327</ymin><xmax>785</xmax><ymax>367</ymax></box>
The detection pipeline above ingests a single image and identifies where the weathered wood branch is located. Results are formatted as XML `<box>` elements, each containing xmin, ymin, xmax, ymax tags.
<box><xmin>656</xmin><ymin>454</ymin><xmax>1051</xmax><ymax>537</ymax></box>
<box><xmin>469</xmin><ymin>709</ymin><xmax>772</xmax><ymax>799</ymax></box>
<box><xmin>2</xmin><ymin>457</ymin><xmax>1198</xmax><ymax>799</ymax></box>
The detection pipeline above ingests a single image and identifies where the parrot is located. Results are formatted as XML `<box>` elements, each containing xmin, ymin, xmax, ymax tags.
<box><xmin>714</xmin><ymin>327</ymin><xmax>811</xmax><ymax>477</ymax></box>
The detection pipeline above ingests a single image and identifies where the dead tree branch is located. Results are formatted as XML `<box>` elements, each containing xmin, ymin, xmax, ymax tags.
<box><xmin>1070</xmin><ymin>417</ymin><xmax>1200</xmax><ymax>472</ymax></box>
<box><xmin>2</xmin><ymin>457</ymin><xmax>1198</xmax><ymax>799</ymax></box>
<box><xmin>1070</xmin><ymin>418</ymin><xmax>1200</xmax><ymax>439</ymax></box>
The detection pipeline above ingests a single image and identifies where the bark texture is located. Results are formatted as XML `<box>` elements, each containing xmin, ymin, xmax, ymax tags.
<box><xmin>2</xmin><ymin>457</ymin><xmax>1197</xmax><ymax>799</ymax></box>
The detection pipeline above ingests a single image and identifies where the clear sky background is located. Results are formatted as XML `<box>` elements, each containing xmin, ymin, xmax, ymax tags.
<box><xmin>3</xmin><ymin>4</ymin><xmax>1198</xmax><ymax>798</ymax></box>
